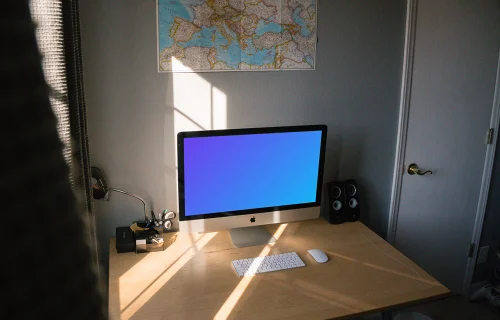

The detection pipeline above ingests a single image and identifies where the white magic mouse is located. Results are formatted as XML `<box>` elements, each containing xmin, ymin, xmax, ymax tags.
<box><xmin>307</xmin><ymin>249</ymin><xmax>328</xmax><ymax>263</ymax></box>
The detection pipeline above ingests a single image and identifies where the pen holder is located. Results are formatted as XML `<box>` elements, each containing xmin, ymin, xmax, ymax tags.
<box><xmin>134</xmin><ymin>226</ymin><xmax>165</xmax><ymax>253</ymax></box>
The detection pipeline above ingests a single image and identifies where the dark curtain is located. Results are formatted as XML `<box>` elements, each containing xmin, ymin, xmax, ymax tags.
<box><xmin>2</xmin><ymin>0</ymin><xmax>105</xmax><ymax>318</ymax></box>
<box><xmin>62</xmin><ymin>0</ymin><xmax>99</xmax><ymax>274</ymax></box>
<box><xmin>30</xmin><ymin>0</ymin><xmax>99</xmax><ymax>274</ymax></box>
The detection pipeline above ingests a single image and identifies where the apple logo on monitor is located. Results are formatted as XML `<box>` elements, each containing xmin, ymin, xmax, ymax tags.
<box><xmin>250</xmin><ymin>216</ymin><xmax>256</xmax><ymax>223</ymax></box>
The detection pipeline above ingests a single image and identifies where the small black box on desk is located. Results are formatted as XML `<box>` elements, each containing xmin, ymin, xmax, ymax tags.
<box><xmin>116</xmin><ymin>227</ymin><xmax>135</xmax><ymax>253</ymax></box>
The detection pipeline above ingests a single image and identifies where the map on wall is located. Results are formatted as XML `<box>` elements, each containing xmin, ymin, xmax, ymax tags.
<box><xmin>157</xmin><ymin>0</ymin><xmax>317</xmax><ymax>72</ymax></box>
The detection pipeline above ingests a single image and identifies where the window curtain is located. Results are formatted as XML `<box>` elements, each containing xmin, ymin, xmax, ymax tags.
<box><xmin>3</xmin><ymin>0</ymin><xmax>104</xmax><ymax>318</ymax></box>
<box><xmin>30</xmin><ymin>0</ymin><xmax>99</xmax><ymax>275</ymax></box>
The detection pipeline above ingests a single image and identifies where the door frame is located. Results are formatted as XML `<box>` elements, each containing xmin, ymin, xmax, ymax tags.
<box><xmin>387</xmin><ymin>0</ymin><xmax>500</xmax><ymax>294</ymax></box>
<box><xmin>387</xmin><ymin>0</ymin><xmax>418</xmax><ymax>245</ymax></box>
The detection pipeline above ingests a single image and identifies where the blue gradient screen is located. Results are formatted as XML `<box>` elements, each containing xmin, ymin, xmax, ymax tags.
<box><xmin>183</xmin><ymin>130</ymin><xmax>323</xmax><ymax>216</ymax></box>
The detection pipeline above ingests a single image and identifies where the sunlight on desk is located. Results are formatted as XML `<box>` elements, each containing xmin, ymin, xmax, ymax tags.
<box><xmin>329</xmin><ymin>252</ymin><xmax>359</xmax><ymax>263</ymax></box>
<box><xmin>214</xmin><ymin>223</ymin><xmax>288</xmax><ymax>320</ymax></box>
<box><xmin>362</xmin><ymin>262</ymin><xmax>441</xmax><ymax>287</ymax></box>
<box><xmin>293</xmin><ymin>278</ymin><xmax>377</xmax><ymax>311</ymax></box>
<box><xmin>117</xmin><ymin>232</ymin><xmax>218</xmax><ymax>319</ymax></box>
<box><xmin>108</xmin><ymin>219</ymin><xmax>450</xmax><ymax>320</ymax></box>
<box><xmin>327</xmin><ymin>233</ymin><xmax>442</xmax><ymax>288</ymax></box>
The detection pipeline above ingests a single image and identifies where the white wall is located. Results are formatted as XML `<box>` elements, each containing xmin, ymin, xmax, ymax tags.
<box><xmin>80</xmin><ymin>0</ymin><xmax>405</xmax><ymax>269</ymax></box>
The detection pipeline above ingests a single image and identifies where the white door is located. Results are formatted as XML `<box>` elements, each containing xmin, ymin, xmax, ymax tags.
<box><xmin>394</xmin><ymin>0</ymin><xmax>500</xmax><ymax>293</ymax></box>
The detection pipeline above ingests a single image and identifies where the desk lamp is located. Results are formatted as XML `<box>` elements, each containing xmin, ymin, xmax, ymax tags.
<box><xmin>90</xmin><ymin>167</ymin><xmax>176</xmax><ymax>230</ymax></box>
<box><xmin>91</xmin><ymin>166</ymin><xmax>149</xmax><ymax>221</ymax></box>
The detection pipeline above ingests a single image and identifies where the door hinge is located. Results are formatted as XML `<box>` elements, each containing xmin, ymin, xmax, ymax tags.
<box><xmin>487</xmin><ymin>128</ymin><xmax>494</xmax><ymax>145</ymax></box>
<box><xmin>468</xmin><ymin>243</ymin><xmax>476</xmax><ymax>258</ymax></box>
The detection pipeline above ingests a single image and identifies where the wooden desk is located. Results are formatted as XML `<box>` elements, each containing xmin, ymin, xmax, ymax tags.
<box><xmin>109</xmin><ymin>219</ymin><xmax>450</xmax><ymax>320</ymax></box>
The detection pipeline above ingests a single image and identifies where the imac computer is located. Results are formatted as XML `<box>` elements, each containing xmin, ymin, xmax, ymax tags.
<box><xmin>177</xmin><ymin>125</ymin><xmax>327</xmax><ymax>247</ymax></box>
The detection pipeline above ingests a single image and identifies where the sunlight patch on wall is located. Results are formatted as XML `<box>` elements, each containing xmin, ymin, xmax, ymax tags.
<box><xmin>171</xmin><ymin>57</ymin><xmax>228</xmax><ymax>166</ymax></box>
<box><xmin>212</xmin><ymin>86</ymin><xmax>227</xmax><ymax>130</ymax></box>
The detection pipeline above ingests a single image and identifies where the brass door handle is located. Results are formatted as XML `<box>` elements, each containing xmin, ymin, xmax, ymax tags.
<box><xmin>407</xmin><ymin>163</ymin><xmax>433</xmax><ymax>176</ymax></box>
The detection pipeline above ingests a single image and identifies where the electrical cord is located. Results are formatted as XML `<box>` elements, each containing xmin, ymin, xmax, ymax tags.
<box><xmin>108</xmin><ymin>188</ymin><xmax>148</xmax><ymax>221</ymax></box>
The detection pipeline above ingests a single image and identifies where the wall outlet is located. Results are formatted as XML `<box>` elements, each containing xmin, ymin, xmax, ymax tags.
<box><xmin>477</xmin><ymin>246</ymin><xmax>489</xmax><ymax>265</ymax></box>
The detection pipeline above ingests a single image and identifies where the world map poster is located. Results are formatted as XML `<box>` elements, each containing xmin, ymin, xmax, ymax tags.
<box><xmin>158</xmin><ymin>0</ymin><xmax>317</xmax><ymax>72</ymax></box>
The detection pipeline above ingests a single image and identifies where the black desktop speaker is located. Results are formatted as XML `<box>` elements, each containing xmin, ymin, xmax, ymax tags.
<box><xmin>322</xmin><ymin>181</ymin><xmax>347</xmax><ymax>224</ymax></box>
<box><xmin>344</xmin><ymin>179</ymin><xmax>360</xmax><ymax>222</ymax></box>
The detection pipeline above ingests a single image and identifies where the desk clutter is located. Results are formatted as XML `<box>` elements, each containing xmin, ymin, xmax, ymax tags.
<box><xmin>90</xmin><ymin>166</ymin><xmax>178</xmax><ymax>253</ymax></box>
<box><xmin>116</xmin><ymin>210</ymin><xmax>177</xmax><ymax>254</ymax></box>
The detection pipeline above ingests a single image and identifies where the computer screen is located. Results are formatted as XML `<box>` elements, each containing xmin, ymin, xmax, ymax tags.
<box><xmin>178</xmin><ymin>126</ymin><xmax>326</xmax><ymax>220</ymax></box>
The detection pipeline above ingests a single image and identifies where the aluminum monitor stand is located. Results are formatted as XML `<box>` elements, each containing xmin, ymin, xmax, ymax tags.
<box><xmin>229</xmin><ymin>226</ymin><xmax>277</xmax><ymax>248</ymax></box>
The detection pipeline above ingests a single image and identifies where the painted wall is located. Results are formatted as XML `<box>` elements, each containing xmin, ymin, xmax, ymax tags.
<box><xmin>80</xmin><ymin>0</ymin><xmax>405</xmax><ymax>271</ymax></box>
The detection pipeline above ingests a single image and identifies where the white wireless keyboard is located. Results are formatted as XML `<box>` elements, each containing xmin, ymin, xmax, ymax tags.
<box><xmin>231</xmin><ymin>252</ymin><xmax>306</xmax><ymax>277</ymax></box>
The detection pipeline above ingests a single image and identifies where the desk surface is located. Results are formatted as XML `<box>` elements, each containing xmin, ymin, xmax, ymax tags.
<box><xmin>109</xmin><ymin>219</ymin><xmax>450</xmax><ymax>320</ymax></box>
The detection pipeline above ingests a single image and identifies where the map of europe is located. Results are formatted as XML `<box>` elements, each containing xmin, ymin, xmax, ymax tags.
<box><xmin>158</xmin><ymin>0</ymin><xmax>317</xmax><ymax>72</ymax></box>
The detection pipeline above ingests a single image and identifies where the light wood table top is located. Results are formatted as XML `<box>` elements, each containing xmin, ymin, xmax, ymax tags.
<box><xmin>109</xmin><ymin>219</ymin><xmax>450</xmax><ymax>320</ymax></box>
